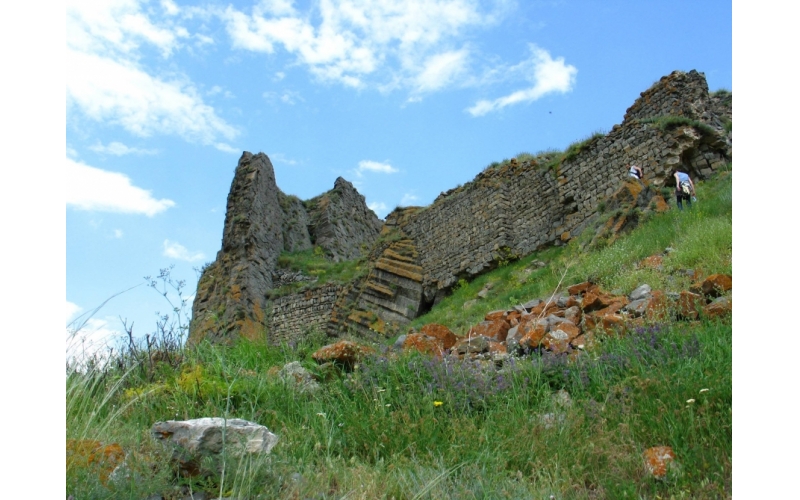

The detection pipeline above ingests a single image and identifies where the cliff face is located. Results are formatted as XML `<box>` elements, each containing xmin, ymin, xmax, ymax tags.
<box><xmin>189</xmin><ymin>153</ymin><xmax>381</xmax><ymax>344</ymax></box>
<box><xmin>306</xmin><ymin>177</ymin><xmax>384</xmax><ymax>262</ymax></box>
<box><xmin>190</xmin><ymin>69</ymin><xmax>732</xmax><ymax>346</ymax></box>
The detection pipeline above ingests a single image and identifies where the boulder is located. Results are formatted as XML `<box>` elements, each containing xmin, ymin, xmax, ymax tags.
<box><xmin>278</xmin><ymin>361</ymin><xmax>320</xmax><ymax>393</ymax></box>
<box><xmin>455</xmin><ymin>335</ymin><xmax>490</xmax><ymax>354</ymax></box>
<box><xmin>419</xmin><ymin>324</ymin><xmax>458</xmax><ymax>350</ymax></box>
<box><xmin>403</xmin><ymin>333</ymin><xmax>444</xmax><ymax>356</ymax></box>
<box><xmin>629</xmin><ymin>284</ymin><xmax>652</xmax><ymax>301</ymax></box>
<box><xmin>624</xmin><ymin>298</ymin><xmax>649</xmax><ymax>317</ymax></box>
<box><xmin>312</xmin><ymin>340</ymin><xmax>374</xmax><ymax>368</ymax></box>
<box><xmin>468</xmin><ymin>319</ymin><xmax>511</xmax><ymax>342</ymax></box>
<box><xmin>677</xmin><ymin>291</ymin><xmax>705</xmax><ymax>320</ymax></box>
<box><xmin>704</xmin><ymin>296</ymin><xmax>732</xmax><ymax>318</ymax></box>
<box><xmin>151</xmin><ymin>418</ymin><xmax>279</xmax><ymax>457</ymax></box>
<box><xmin>693</xmin><ymin>274</ymin><xmax>732</xmax><ymax>297</ymax></box>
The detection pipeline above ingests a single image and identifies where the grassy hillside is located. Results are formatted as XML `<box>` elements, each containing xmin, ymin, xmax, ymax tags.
<box><xmin>67</xmin><ymin>171</ymin><xmax>732</xmax><ymax>499</ymax></box>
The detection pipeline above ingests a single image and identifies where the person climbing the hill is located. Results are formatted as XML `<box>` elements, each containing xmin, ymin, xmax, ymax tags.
<box><xmin>673</xmin><ymin>169</ymin><xmax>696</xmax><ymax>210</ymax></box>
<box><xmin>628</xmin><ymin>164</ymin><xmax>644</xmax><ymax>180</ymax></box>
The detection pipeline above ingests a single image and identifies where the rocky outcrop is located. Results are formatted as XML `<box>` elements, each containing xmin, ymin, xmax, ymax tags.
<box><xmin>190</xmin><ymin>70</ymin><xmax>732</xmax><ymax>346</ymax></box>
<box><xmin>189</xmin><ymin>153</ymin><xmax>381</xmax><ymax>345</ymax></box>
<box><xmin>190</xmin><ymin>153</ymin><xmax>287</xmax><ymax>344</ymax></box>
<box><xmin>305</xmin><ymin>177</ymin><xmax>384</xmax><ymax>262</ymax></box>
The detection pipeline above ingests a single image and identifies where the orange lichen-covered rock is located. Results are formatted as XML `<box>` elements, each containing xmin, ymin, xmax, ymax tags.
<box><xmin>643</xmin><ymin>446</ymin><xmax>676</xmax><ymax>478</ymax></box>
<box><xmin>586</xmin><ymin>313</ymin><xmax>627</xmax><ymax>335</ymax></box>
<box><xmin>704</xmin><ymin>296</ymin><xmax>732</xmax><ymax>318</ymax></box>
<box><xmin>419</xmin><ymin>324</ymin><xmax>458</xmax><ymax>350</ymax></box>
<box><xmin>312</xmin><ymin>340</ymin><xmax>374</xmax><ymax>368</ymax></box>
<box><xmin>528</xmin><ymin>300</ymin><xmax>560</xmax><ymax>317</ymax></box>
<box><xmin>568</xmin><ymin>281</ymin><xmax>599</xmax><ymax>296</ymax></box>
<box><xmin>67</xmin><ymin>439</ymin><xmax>125</xmax><ymax>484</ymax></box>
<box><xmin>518</xmin><ymin>320</ymin><xmax>548</xmax><ymax>349</ymax></box>
<box><xmin>692</xmin><ymin>274</ymin><xmax>732</xmax><ymax>297</ymax></box>
<box><xmin>582</xmin><ymin>292</ymin><xmax>620</xmax><ymax>312</ymax></box>
<box><xmin>645</xmin><ymin>290</ymin><xmax>671</xmax><ymax>321</ymax></box>
<box><xmin>468</xmin><ymin>319</ymin><xmax>511</xmax><ymax>342</ymax></box>
<box><xmin>651</xmin><ymin>195</ymin><xmax>670</xmax><ymax>212</ymax></box>
<box><xmin>487</xmin><ymin>341</ymin><xmax>507</xmax><ymax>354</ymax></box>
<box><xmin>484</xmin><ymin>310</ymin><xmax>507</xmax><ymax>321</ymax></box>
<box><xmin>677</xmin><ymin>291</ymin><xmax>705</xmax><ymax>319</ymax></box>
<box><xmin>551</xmin><ymin>322</ymin><xmax>581</xmax><ymax>341</ymax></box>
<box><xmin>403</xmin><ymin>333</ymin><xmax>444</xmax><ymax>356</ymax></box>
<box><xmin>594</xmin><ymin>298</ymin><xmax>629</xmax><ymax>316</ymax></box>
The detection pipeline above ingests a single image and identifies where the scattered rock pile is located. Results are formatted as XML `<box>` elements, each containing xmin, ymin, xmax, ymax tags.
<box><xmin>312</xmin><ymin>273</ymin><xmax>732</xmax><ymax>366</ymax></box>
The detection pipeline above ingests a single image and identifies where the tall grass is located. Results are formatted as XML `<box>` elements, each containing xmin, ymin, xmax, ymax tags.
<box><xmin>67</xmin><ymin>172</ymin><xmax>732</xmax><ymax>499</ymax></box>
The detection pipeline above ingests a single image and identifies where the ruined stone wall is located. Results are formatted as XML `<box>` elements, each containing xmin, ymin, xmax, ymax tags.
<box><xmin>389</xmin><ymin>71</ymin><xmax>731</xmax><ymax>298</ymax></box>
<box><xmin>266</xmin><ymin>284</ymin><xmax>343</xmax><ymax>345</ymax></box>
<box><xmin>623</xmin><ymin>70</ymin><xmax>711</xmax><ymax>123</ymax></box>
<box><xmin>193</xmin><ymin>70</ymin><xmax>733</xmax><ymax>343</ymax></box>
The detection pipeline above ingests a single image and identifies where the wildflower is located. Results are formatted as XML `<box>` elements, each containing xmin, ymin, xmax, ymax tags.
<box><xmin>317</xmin><ymin>412</ymin><xmax>326</xmax><ymax>418</ymax></box>
<box><xmin>434</xmin><ymin>401</ymin><xmax>443</xmax><ymax>407</ymax></box>
<box><xmin>377</xmin><ymin>388</ymin><xmax>385</xmax><ymax>392</ymax></box>
<box><xmin>699</xmin><ymin>388</ymin><xmax>709</xmax><ymax>393</ymax></box>
<box><xmin>686</xmin><ymin>399</ymin><xmax>695</xmax><ymax>404</ymax></box>
<box><xmin>385</xmin><ymin>404</ymin><xmax>391</xmax><ymax>407</ymax></box>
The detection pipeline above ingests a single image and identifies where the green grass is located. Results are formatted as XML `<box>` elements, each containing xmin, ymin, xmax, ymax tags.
<box><xmin>638</xmin><ymin>114</ymin><xmax>718</xmax><ymax>137</ymax></box>
<box><xmin>67</xmin><ymin>172</ymin><xmax>732</xmax><ymax>499</ymax></box>
<box><xmin>268</xmin><ymin>246</ymin><xmax>369</xmax><ymax>298</ymax></box>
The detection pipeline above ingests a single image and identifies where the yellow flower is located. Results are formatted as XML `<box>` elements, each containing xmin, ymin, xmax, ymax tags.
<box><xmin>433</xmin><ymin>401</ymin><xmax>443</xmax><ymax>407</ymax></box>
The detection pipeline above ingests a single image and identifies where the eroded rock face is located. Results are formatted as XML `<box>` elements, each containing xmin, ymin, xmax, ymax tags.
<box><xmin>189</xmin><ymin>153</ymin><xmax>381</xmax><ymax>345</ymax></box>
<box><xmin>306</xmin><ymin>177</ymin><xmax>383</xmax><ymax>262</ymax></box>
<box><xmin>190</xmin><ymin>153</ymin><xmax>287</xmax><ymax>344</ymax></box>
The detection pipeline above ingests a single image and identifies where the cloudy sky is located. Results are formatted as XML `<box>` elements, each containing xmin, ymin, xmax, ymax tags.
<box><xmin>64</xmin><ymin>0</ymin><xmax>732</xmax><ymax>356</ymax></box>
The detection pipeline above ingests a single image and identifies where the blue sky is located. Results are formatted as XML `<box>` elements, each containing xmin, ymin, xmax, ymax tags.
<box><xmin>65</xmin><ymin>0</ymin><xmax>732</xmax><ymax>356</ymax></box>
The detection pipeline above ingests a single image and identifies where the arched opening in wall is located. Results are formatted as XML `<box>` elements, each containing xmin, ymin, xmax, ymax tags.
<box><xmin>678</xmin><ymin>148</ymin><xmax>701</xmax><ymax>181</ymax></box>
<box><xmin>416</xmin><ymin>295</ymin><xmax>435</xmax><ymax>318</ymax></box>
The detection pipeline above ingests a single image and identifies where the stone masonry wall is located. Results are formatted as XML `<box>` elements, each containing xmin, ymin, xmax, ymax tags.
<box><xmin>389</xmin><ymin>70</ymin><xmax>731</xmax><ymax>300</ymax></box>
<box><xmin>266</xmin><ymin>284</ymin><xmax>343</xmax><ymax>345</ymax></box>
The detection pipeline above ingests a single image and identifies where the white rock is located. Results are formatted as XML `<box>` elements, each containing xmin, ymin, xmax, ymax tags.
<box><xmin>151</xmin><ymin>418</ymin><xmax>278</xmax><ymax>456</ymax></box>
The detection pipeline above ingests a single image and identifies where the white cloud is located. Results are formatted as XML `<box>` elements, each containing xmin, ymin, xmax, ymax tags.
<box><xmin>214</xmin><ymin>143</ymin><xmax>240</xmax><ymax>154</ymax></box>
<box><xmin>67</xmin><ymin>0</ymin><xmax>237</xmax><ymax>147</ymax></box>
<box><xmin>67</xmin><ymin>0</ymin><xmax>185</xmax><ymax>58</ymax></box>
<box><xmin>90</xmin><ymin>141</ymin><xmax>157</xmax><ymax>156</ymax></box>
<box><xmin>67</xmin><ymin>300</ymin><xmax>82</xmax><ymax>324</ymax></box>
<box><xmin>113</xmin><ymin>229</ymin><xmax>124</xmax><ymax>238</ymax></box>
<box><xmin>66</xmin><ymin>158</ymin><xmax>175</xmax><ymax>216</ymax></box>
<box><xmin>368</xmin><ymin>201</ymin><xmax>388</xmax><ymax>216</ymax></box>
<box><xmin>163</xmin><ymin>239</ymin><xmax>206</xmax><ymax>262</ymax></box>
<box><xmin>401</xmin><ymin>193</ymin><xmax>419</xmax><ymax>205</ymax></box>
<box><xmin>357</xmin><ymin>160</ymin><xmax>398</xmax><ymax>176</ymax></box>
<box><xmin>263</xmin><ymin>89</ymin><xmax>304</xmax><ymax>105</ymax></box>
<box><xmin>222</xmin><ymin>0</ymin><xmax>499</xmax><ymax>91</ymax></box>
<box><xmin>67</xmin><ymin>49</ymin><xmax>238</xmax><ymax>144</ymax></box>
<box><xmin>414</xmin><ymin>49</ymin><xmax>469</xmax><ymax>92</ymax></box>
<box><xmin>270</xmin><ymin>153</ymin><xmax>298</xmax><ymax>165</ymax></box>
<box><xmin>467</xmin><ymin>45</ymin><xmax>577</xmax><ymax>116</ymax></box>
<box><xmin>67</xmin><ymin>317</ymin><xmax>121</xmax><ymax>366</ymax></box>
